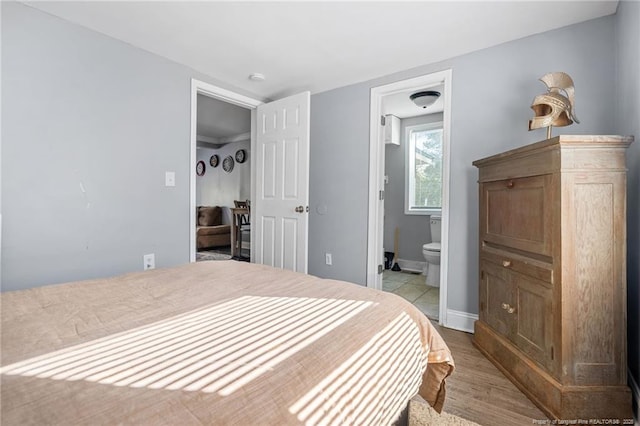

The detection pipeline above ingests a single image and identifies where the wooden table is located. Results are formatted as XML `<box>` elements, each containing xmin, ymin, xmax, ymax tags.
<box><xmin>230</xmin><ymin>207</ymin><xmax>249</xmax><ymax>259</ymax></box>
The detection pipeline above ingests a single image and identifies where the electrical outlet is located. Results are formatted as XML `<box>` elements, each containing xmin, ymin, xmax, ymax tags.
<box><xmin>325</xmin><ymin>253</ymin><xmax>332</xmax><ymax>266</ymax></box>
<box><xmin>143</xmin><ymin>253</ymin><xmax>155</xmax><ymax>270</ymax></box>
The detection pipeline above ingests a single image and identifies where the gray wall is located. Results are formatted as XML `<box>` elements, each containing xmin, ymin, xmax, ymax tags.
<box><xmin>309</xmin><ymin>84</ymin><xmax>371</xmax><ymax>284</ymax></box>
<box><xmin>309</xmin><ymin>15</ymin><xmax>617</xmax><ymax>317</ymax></box>
<box><xmin>614</xmin><ymin>0</ymin><xmax>640</xmax><ymax>397</ymax></box>
<box><xmin>1</xmin><ymin>2</ymin><xmax>263</xmax><ymax>290</ymax></box>
<box><xmin>384</xmin><ymin>113</ymin><xmax>443</xmax><ymax>262</ymax></box>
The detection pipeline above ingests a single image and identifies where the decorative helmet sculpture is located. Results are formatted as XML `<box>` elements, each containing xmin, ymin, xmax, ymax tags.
<box><xmin>528</xmin><ymin>72</ymin><xmax>579</xmax><ymax>132</ymax></box>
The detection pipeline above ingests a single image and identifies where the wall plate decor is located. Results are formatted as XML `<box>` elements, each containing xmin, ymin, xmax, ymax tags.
<box><xmin>209</xmin><ymin>154</ymin><xmax>219</xmax><ymax>168</ymax></box>
<box><xmin>235</xmin><ymin>149</ymin><xmax>247</xmax><ymax>164</ymax></box>
<box><xmin>196</xmin><ymin>160</ymin><xmax>206</xmax><ymax>176</ymax></box>
<box><xmin>222</xmin><ymin>155</ymin><xmax>234</xmax><ymax>173</ymax></box>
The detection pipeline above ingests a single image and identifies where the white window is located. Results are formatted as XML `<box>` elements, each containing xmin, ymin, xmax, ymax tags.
<box><xmin>405</xmin><ymin>122</ymin><xmax>443</xmax><ymax>215</ymax></box>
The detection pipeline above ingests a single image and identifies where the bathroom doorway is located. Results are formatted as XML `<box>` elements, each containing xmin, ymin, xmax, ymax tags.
<box><xmin>367</xmin><ymin>70</ymin><xmax>452</xmax><ymax>325</ymax></box>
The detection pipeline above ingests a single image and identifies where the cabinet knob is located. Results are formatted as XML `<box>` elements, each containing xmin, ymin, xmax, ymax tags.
<box><xmin>502</xmin><ymin>260</ymin><xmax>512</xmax><ymax>268</ymax></box>
<box><xmin>501</xmin><ymin>303</ymin><xmax>516</xmax><ymax>314</ymax></box>
<box><xmin>506</xmin><ymin>180</ymin><xmax>515</xmax><ymax>188</ymax></box>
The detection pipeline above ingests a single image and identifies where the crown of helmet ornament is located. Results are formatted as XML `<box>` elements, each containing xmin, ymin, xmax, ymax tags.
<box><xmin>528</xmin><ymin>72</ymin><xmax>579</xmax><ymax>139</ymax></box>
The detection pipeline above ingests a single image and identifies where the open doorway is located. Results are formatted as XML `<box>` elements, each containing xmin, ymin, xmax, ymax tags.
<box><xmin>189</xmin><ymin>80</ymin><xmax>261</xmax><ymax>263</ymax></box>
<box><xmin>194</xmin><ymin>94</ymin><xmax>251</xmax><ymax>261</ymax></box>
<box><xmin>189</xmin><ymin>80</ymin><xmax>311</xmax><ymax>270</ymax></box>
<box><xmin>381</xmin><ymin>86</ymin><xmax>445</xmax><ymax>320</ymax></box>
<box><xmin>367</xmin><ymin>70</ymin><xmax>452</xmax><ymax>326</ymax></box>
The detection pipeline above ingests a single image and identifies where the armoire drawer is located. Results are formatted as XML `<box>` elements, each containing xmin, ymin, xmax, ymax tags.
<box><xmin>480</xmin><ymin>249</ymin><xmax>553</xmax><ymax>285</ymax></box>
<box><xmin>480</xmin><ymin>174</ymin><xmax>554</xmax><ymax>257</ymax></box>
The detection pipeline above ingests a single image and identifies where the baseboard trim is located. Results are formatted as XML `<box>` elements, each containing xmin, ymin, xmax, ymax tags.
<box><xmin>397</xmin><ymin>259</ymin><xmax>425</xmax><ymax>274</ymax></box>
<box><xmin>629</xmin><ymin>369</ymin><xmax>640</xmax><ymax>425</ymax></box>
<box><xmin>444</xmin><ymin>309</ymin><xmax>478</xmax><ymax>333</ymax></box>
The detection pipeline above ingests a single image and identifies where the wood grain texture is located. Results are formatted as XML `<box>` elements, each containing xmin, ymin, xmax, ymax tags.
<box><xmin>573</xmin><ymin>181</ymin><xmax>616</xmax><ymax>384</ymax></box>
<box><xmin>483</xmin><ymin>175</ymin><xmax>552</xmax><ymax>255</ymax></box>
<box><xmin>474</xmin><ymin>321</ymin><xmax>632</xmax><ymax>420</ymax></box>
<box><xmin>473</xmin><ymin>135</ymin><xmax>633</xmax><ymax>420</ymax></box>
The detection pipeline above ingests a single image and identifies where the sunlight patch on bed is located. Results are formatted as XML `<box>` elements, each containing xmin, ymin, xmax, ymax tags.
<box><xmin>289</xmin><ymin>312</ymin><xmax>426</xmax><ymax>426</ymax></box>
<box><xmin>0</xmin><ymin>296</ymin><xmax>373</xmax><ymax>395</ymax></box>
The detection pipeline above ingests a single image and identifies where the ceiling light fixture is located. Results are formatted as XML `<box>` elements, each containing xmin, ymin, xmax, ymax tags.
<box><xmin>409</xmin><ymin>90</ymin><xmax>441</xmax><ymax>108</ymax></box>
<box><xmin>249</xmin><ymin>73</ymin><xmax>266</xmax><ymax>82</ymax></box>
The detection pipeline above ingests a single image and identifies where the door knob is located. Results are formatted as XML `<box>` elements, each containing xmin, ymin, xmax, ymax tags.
<box><xmin>502</xmin><ymin>260</ymin><xmax>512</xmax><ymax>268</ymax></box>
<box><xmin>295</xmin><ymin>206</ymin><xmax>304</xmax><ymax>213</ymax></box>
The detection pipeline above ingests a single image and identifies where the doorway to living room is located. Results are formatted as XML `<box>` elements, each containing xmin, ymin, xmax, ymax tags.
<box><xmin>192</xmin><ymin>83</ymin><xmax>257</xmax><ymax>262</ymax></box>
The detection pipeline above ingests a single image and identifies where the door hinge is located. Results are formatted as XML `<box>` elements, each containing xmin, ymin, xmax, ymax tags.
<box><xmin>551</xmin><ymin>346</ymin><xmax>554</xmax><ymax>360</ymax></box>
<box><xmin>378</xmin><ymin>264</ymin><xmax>384</xmax><ymax>274</ymax></box>
<box><xmin>481</xmin><ymin>270</ymin><xmax>485</xmax><ymax>279</ymax></box>
<box><xmin>379</xmin><ymin>190</ymin><xmax>384</xmax><ymax>200</ymax></box>
<box><xmin>380</xmin><ymin>115</ymin><xmax>386</xmax><ymax>126</ymax></box>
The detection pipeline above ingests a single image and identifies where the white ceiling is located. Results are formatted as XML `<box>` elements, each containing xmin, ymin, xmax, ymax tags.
<box><xmin>24</xmin><ymin>1</ymin><xmax>618</xmax><ymax>100</ymax></box>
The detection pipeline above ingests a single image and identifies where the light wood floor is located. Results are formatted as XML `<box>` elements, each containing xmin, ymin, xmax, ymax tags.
<box><xmin>432</xmin><ymin>321</ymin><xmax>548</xmax><ymax>425</ymax></box>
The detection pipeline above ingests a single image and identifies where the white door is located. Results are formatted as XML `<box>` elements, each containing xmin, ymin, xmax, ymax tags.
<box><xmin>254</xmin><ymin>91</ymin><xmax>310</xmax><ymax>273</ymax></box>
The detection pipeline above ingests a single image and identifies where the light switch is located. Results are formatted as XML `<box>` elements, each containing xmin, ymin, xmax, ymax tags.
<box><xmin>165</xmin><ymin>171</ymin><xmax>175</xmax><ymax>187</ymax></box>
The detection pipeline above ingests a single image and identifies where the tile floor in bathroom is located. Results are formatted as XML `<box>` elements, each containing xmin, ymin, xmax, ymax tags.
<box><xmin>382</xmin><ymin>269</ymin><xmax>439</xmax><ymax>320</ymax></box>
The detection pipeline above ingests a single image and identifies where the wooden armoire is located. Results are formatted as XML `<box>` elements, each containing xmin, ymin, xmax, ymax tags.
<box><xmin>472</xmin><ymin>135</ymin><xmax>634</xmax><ymax>420</ymax></box>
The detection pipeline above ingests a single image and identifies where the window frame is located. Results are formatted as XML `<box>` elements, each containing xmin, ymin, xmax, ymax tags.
<box><xmin>404</xmin><ymin>121</ymin><xmax>444</xmax><ymax>215</ymax></box>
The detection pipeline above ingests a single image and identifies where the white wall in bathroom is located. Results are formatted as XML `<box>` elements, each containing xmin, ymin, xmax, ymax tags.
<box><xmin>383</xmin><ymin>113</ymin><xmax>443</xmax><ymax>262</ymax></box>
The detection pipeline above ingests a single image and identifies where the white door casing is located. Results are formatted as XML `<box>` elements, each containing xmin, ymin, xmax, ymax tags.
<box><xmin>371</xmin><ymin>112</ymin><xmax>387</xmax><ymax>291</ymax></box>
<box><xmin>368</xmin><ymin>70</ymin><xmax>452</xmax><ymax>326</ymax></box>
<box><xmin>189</xmin><ymin>79</ymin><xmax>262</xmax><ymax>264</ymax></box>
<box><xmin>255</xmin><ymin>91</ymin><xmax>310</xmax><ymax>273</ymax></box>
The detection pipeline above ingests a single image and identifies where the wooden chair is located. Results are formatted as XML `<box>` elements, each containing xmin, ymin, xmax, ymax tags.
<box><xmin>233</xmin><ymin>200</ymin><xmax>251</xmax><ymax>259</ymax></box>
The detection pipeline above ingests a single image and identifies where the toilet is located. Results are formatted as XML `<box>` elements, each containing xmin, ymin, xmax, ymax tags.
<box><xmin>422</xmin><ymin>216</ymin><xmax>441</xmax><ymax>287</ymax></box>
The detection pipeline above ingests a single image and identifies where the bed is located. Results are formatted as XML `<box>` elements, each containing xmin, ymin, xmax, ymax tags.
<box><xmin>1</xmin><ymin>261</ymin><xmax>454</xmax><ymax>425</ymax></box>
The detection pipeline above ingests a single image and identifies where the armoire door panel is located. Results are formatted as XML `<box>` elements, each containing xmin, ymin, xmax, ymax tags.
<box><xmin>480</xmin><ymin>260</ymin><xmax>514</xmax><ymax>338</ymax></box>
<box><xmin>513</xmin><ymin>273</ymin><xmax>554</xmax><ymax>371</ymax></box>
<box><xmin>482</xmin><ymin>175</ymin><xmax>553</xmax><ymax>256</ymax></box>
